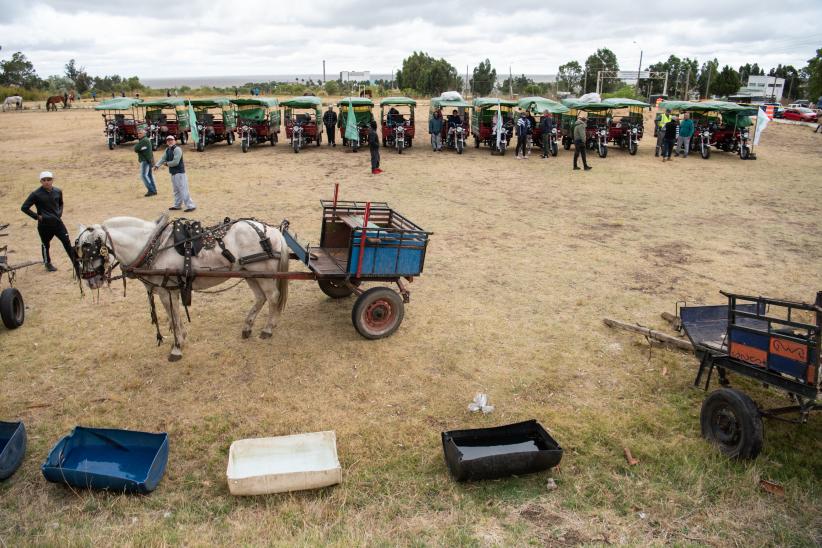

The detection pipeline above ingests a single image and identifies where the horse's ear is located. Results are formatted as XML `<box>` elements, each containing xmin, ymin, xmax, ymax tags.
<box><xmin>77</xmin><ymin>224</ymin><xmax>86</xmax><ymax>236</ymax></box>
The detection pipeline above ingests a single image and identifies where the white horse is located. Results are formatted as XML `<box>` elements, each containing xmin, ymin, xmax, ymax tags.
<box><xmin>75</xmin><ymin>216</ymin><xmax>289</xmax><ymax>361</ymax></box>
<box><xmin>2</xmin><ymin>96</ymin><xmax>22</xmax><ymax>111</ymax></box>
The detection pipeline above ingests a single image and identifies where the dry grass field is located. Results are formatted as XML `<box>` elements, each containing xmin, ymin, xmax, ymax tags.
<box><xmin>1</xmin><ymin>99</ymin><xmax>821</xmax><ymax>546</ymax></box>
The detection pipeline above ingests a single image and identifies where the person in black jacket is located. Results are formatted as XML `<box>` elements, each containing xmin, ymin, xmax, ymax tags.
<box><xmin>368</xmin><ymin>120</ymin><xmax>381</xmax><ymax>174</ymax></box>
<box><xmin>661</xmin><ymin>115</ymin><xmax>678</xmax><ymax>161</ymax></box>
<box><xmin>21</xmin><ymin>171</ymin><xmax>76</xmax><ymax>272</ymax></box>
<box><xmin>539</xmin><ymin>110</ymin><xmax>554</xmax><ymax>158</ymax></box>
<box><xmin>323</xmin><ymin>105</ymin><xmax>338</xmax><ymax>147</ymax></box>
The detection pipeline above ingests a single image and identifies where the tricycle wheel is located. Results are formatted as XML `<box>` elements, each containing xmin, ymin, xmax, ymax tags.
<box><xmin>550</xmin><ymin>141</ymin><xmax>558</xmax><ymax>156</ymax></box>
<box><xmin>107</xmin><ymin>138</ymin><xmax>114</xmax><ymax>150</ymax></box>
<box><xmin>351</xmin><ymin>287</ymin><xmax>404</xmax><ymax>339</ymax></box>
<box><xmin>319</xmin><ymin>278</ymin><xmax>360</xmax><ymax>299</ymax></box>
<box><xmin>563</xmin><ymin>138</ymin><xmax>571</xmax><ymax>150</ymax></box>
<box><xmin>700</xmin><ymin>388</ymin><xmax>763</xmax><ymax>459</ymax></box>
<box><xmin>598</xmin><ymin>143</ymin><xmax>607</xmax><ymax>158</ymax></box>
<box><xmin>474</xmin><ymin>137</ymin><xmax>479</xmax><ymax>148</ymax></box>
<box><xmin>740</xmin><ymin>144</ymin><xmax>750</xmax><ymax>160</ymax></box>
<box><xmin>180</xmin><ymin>132</ymin><xmax>187</xmax><ymax>144</ymax></box>
<box><xmin>628</xmin><ymin>140</ymin><xmax>637</xmax><ymax>155</ymax></box>
<box><xmin>241</xmin><ymin>140</ymin><xmax>248</xmax><ymax>153</ymax></box>
<box><xmin>0</xmin><ymin>287</ymin><xmax>25</xmax><ymax>329</ymax></box>
<box><xmin>701</xmin><ymin>142</ymin><xmax>710</xmax><ymax>159</ymax></box>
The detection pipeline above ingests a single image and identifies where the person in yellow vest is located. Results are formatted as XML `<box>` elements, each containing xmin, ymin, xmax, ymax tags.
<box><xmin>655</xmin><ymin>108</ymin><xmax>672</xmax><ymax>157</ymax></box>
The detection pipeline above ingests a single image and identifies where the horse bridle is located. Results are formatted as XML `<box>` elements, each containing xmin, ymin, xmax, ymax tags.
<box><xmin>74</xmin><ymin>226</ymin><xmax>120</xmax><ymax>286</ymax></box>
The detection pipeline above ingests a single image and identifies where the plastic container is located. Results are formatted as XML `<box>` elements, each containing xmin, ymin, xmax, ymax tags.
<box><xmin>0</xmin><ymin>421</ymin><xmax>26</xmax><ymax>480</ymax></box>
<box><xmin>227</xmin><ymin>431</ymin><xmax>341</xmax><ymax>495</ymax></box>
<box><xmin>442</xmin><ymin>420</ymin><xmax>563</xmax><ymax>482</ymax></box>
<box><xmin>41</xmin><ymin>426</ymin><xmax>168</xmax><ymax>494</ymax></box>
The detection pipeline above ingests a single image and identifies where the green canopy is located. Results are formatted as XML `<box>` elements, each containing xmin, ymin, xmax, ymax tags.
<box><xmin>561</xmin><ymin>98</ymin><xmax>611</xmax><ymax>111</ymax></box>
<box><xmin>189</xmin><ymin>98</ymin><xmax>231</xmax><ymax>108</ymax></box>
<box><xmin>280</xmin><ymin>96</ymin><xmax>321</xmax><ymax>108</ymax></box>
<box><xmin>518</xmin><ymin>96</ymin><xmax>569</xmax><ymax>114</ymax></box>
<box><xmin>601</xmin><ymin>97</ymin><xmax>650</xmax><ymax>109</ymax></box>
<box><xmin>379</xmin><ymin>96</ymin><xmax>416</xmax><ymax>107</ymax></box>
<box><xmin>430</xmin><ymin>96</ymin><xmax>471</xmax><ymax>109</ymax></box>
<box><xmin>231</xmin><ymin>98</ymin><xmax>279</xmax><ymax>108</ymax></box>
<box><xmin>337</xmin><ymin>97</ymin><xmax>374</xmax><ymax>107</ymax></box>
<box><xmin>473</xmin><ymin>97</ymin><xmax>517</xmax><ymax>108</ymax></box>
<box><xmin>94</xmin><ymin>98</ymin><xmax>142</xmax><ymax>110</ymax></box>
<box><xmin>141</xmin><ymin>98</ymin><xmax>186</xmax><ymax>109</ymax></box>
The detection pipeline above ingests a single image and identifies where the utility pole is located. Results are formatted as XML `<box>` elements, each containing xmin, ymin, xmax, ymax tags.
<box><xmin>466</xmin><ymin>64</ymin><xmax>469</xmax><ymax>97</ymax></box>
<box><xmin>662</xmin><ymin>72</ymin><xmax>668</xmax><ymax>96</ymax></box>
<box><xmin>684</xmin><ymin>70</ymin><xmax>690</xmax><ymax>100</ymax></box>
<box><xmin>705</xmin><ymin>64</ymin><xmax>713</xmax><ymax>99</ymax></box>
<box><xmin>636</xmin><ymin>50</ymin><xmax>643</xmax><ymax>93</ymax></box>
<box><xmin>509</xmin><ymin>66</ymin><xmax>513</xmax><ymax>98</ymax></box>
<box><xmin>322</xmin><ymin>60</ymin><xmax>326</xmax><ymax>84</ymax></box>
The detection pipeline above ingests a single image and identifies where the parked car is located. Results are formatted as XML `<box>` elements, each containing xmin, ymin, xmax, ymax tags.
<box><xmin>783</xmin><ymin>107</ymin><xmax>818</xmax><ymax>123</ymax></box>
<box><xmin>789</xmin><ymin>100</ymin><xmax>810</xmax><ymax>108</ymax></box>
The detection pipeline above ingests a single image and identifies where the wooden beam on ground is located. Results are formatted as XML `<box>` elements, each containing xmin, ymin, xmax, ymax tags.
<box><xmin>603</xmin><ymin>318</ymin><xmax>694</xmax><ymax>352</ymax></box>
<box><xmin>660</xmin><ymin>311</ymin><xmax>682</xmax><ymax>330</ymax></box>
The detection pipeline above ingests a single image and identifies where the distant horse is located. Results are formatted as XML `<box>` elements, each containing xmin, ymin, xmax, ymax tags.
<box><xmin>46</xmin><ymin>95</ymin><xmax>66</xmax><ymax>111</ymax></box>
<box><xmin>2</xmin><ymin>96</ymin><xmax>22</xmax><ymax>111</ymax></box>
<box><xmin>74</xmin><ymin>216</ymin><xmax>290</xmax><ymax>361</ymax></box>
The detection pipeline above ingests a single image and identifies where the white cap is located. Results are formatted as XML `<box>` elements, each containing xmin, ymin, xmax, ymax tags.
<box><xmin>165</xmin><ymin>134</ymin><xmax>176</xmax><ymax>141</ymax></box>
<box><xmin>39</xmin><ymin>171</ymin><xmax>54</xmax><ymax>180</ymax></box>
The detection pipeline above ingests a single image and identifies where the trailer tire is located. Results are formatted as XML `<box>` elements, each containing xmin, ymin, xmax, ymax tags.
<box><xmin>700</xmin><ymin>388</ymin><xmax>763</xmax><ymax>459</ymax></box>
<box><xmin>319</xmin><ymin>279</ymin><xmax>360</xmax><ymax>299</ymax></box>
<box><xmin>0</xmin><ymin>287</ymin><xmax>25</xmax><ymax>329</ymax></box>
<box><xmin>352</xmin><ymin>287</ymin><xmax>404</xmax><ymax>339</ymax></box>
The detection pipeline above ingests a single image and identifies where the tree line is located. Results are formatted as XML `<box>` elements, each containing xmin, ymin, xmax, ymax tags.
<box><xmin>3</xmin><ymin>48</ymin><xmax>821</xmax><ymax>102</ymax></box>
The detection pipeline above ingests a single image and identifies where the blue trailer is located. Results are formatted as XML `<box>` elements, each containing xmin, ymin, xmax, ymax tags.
<box><xmin>680</xmin><ymin>291</ymin><xmax>821</xmax><ymax>459</ymax></box>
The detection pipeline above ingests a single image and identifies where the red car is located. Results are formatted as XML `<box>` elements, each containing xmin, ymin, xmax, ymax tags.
<box><xmin>782</xmin><ymin>107</ymin><xmax>818</xmax><ymax>123</ymax></box>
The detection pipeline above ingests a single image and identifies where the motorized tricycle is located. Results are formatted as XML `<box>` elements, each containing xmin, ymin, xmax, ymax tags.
<box><xmin>601</xmin><ymin>98</ymin><xmax>649</xmax><ymax>155</ymax></box>
<box><xmin>431</xmin><ymin>96</ymin><xmax>470</xmax><ymax>154</ymax></box>
<box><xmin>141</xmin><ymin>98</ymin><xmax>191</xmax><ymax>150</ymax></box>
<box><xmin>660</xmin><ymin>100</ymin><xmax>756</xmax><ymax>160</ymax></box>
<box><xmin>380</xmin><ymin>97</ymin><xmax>415</xmax><ymax>154</ymax></box>
<box><xmin>471</xmin><ymin>98</ymin><xmax>516</xmax><ymax>155</ymax></box>
<box><xmin>94</xmin><ymin>98</ymin><xmax>144</xmax><ymax>150</ymax></box>
<box><xmin>282</xmin><ymin>96</ymin><xmax>323</xmax><ymax>153</ymax></box>
<box><xmin>231</xmin><ymin>97</ymin><xmax>280</xmax><ymax>152</ymax></box>
<box><xmin>189</xmin><ymin>98</ymin><xmax>237</xmax><ymax>151</ymax></box>
<box><xmin>337</xmin><ymin>97</ymin><xmax>374</xmax><ymax>152</ymax></box>
<box><xmin>517</xmin><ymin>96</ymin><xmax>568</xmax><ymax>157</ymax></box>
<box><xmin>561</xmin><ymin>98</ymin><xmax>611</xmax><ymax>158</ymax></box>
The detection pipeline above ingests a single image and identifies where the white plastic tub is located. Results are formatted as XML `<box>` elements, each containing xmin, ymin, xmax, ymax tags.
<box><xmin>226</xmin><ymin>431</ymin><xmax>342</xmax><ymax>496</ymax></box>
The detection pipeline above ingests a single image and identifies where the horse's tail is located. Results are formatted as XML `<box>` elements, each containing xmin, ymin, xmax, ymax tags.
<box><xmin>276</xmin><ymin>231</ymin><xmax>289</xmax><ymax>313</ymax></box>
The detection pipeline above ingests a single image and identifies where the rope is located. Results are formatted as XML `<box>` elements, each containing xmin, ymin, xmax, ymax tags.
<box><xmin>194</xmin><ymin>279</ymin><xmax>244</xmax><ymax>294</ymax></box>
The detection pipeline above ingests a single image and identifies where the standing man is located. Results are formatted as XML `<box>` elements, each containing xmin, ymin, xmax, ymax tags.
<box><xmin>661</xmin><ymin>115</ymin><xmax>678</xmax><ymax>161</ymax></box>
<box><xmin>677</xmin><ymin>112</ymin><xmax>694</xmax><ymax>158</ymax></box>
<box><xmin>91</xmin><ymin>90</ymin><xmax>97</xmax><ymax>101</ymax></box>
<box><xmin>539</xmin><ymin>110</ymin><xmax>554</xmax><ymax>158</ymax></box>
<box><xmin>655</xmin><ymin>108</ymin><xmax>672</xmax><ymax>157</ymax></box>
<box><xmin>134</xmin><ymin>128</ymin><xmax>157</xmax><ymax>197</ymax></box>
<box><xmin>429</xmin><ymin>109</ymin><xmax>443</xmax><ymax>151</ymax></box>
<box><xmin>21</xmin><ymin>171</ymin><xmax>76</xmax><ymax>272</ymax></box>
<box><xmin>515</xmin><ymin>111</ymin><xmax>530</xmax><ymax>159</ymax></box>
<box><xmin>368</xmin><ymin>120</ymin><xmax>382</xmax><ymax>174</ymax></box>
<box><xmin>154</xmin><ymin>135</ymin><xmax>196</xmax><ymax>212</ymax></box>
<box><xmin>323</xmin><ymin>105</ymin><xmax>338</xmax><ymax>147</ymax></box>
<box><xmin>572</xmin><ymin>113</ymin><xmax>591</xmax><ymax>171</ymax></box>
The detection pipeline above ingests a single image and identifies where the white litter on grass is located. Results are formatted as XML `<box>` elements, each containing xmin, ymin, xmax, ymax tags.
<box><xmin>468</xmin><ymin>393</ymin><xmax>495</xmax><ymax>414</ymax></box>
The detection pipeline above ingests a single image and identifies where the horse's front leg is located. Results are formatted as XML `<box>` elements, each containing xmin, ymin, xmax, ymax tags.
<box><xmin>158</xmin><ymin>289</ymin><xmax>183</xmax><ymax>361</ymax></box>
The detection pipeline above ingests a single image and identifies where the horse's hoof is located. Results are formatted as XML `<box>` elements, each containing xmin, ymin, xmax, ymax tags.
<box><xmin>259</xmin><ymin>331</ymin><xmax>272</xmax><ymax>339</ymax></box>
<box><xmin>168</xmin><ymin>353</ymin><xmax>182</xmax><ymax>362</ymax></box>
<box><xmin>242</xmin><ymin>330</ymin><xmax>252</xmax><ymax>339</ymax></box>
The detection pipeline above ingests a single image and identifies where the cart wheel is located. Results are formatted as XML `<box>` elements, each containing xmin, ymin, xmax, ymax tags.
<box><xmin>0</xmin><ymin>287</ymin><xmax>25</xmax><ymax>329</ymax></box>
<box><xmin>319</xmin><ymin>279</ymin><xmax>360</xmax><ymax>299</ymax></box>
<box><xmin>700</xmin><ymin>388</ymin><xmax>763</xmax><ymax>459</ymax></box>
<box><xmin>351</xmin><ymin>287</ymin><xmax>404</xmax><ymax>339</ymax></box>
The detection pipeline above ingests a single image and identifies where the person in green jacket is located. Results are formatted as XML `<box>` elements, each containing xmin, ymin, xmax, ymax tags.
<box><xmin>572</xmin><ymin>113</ymin><xmax>591</xmax><ymax>171</ymax></box>
<box><xmin>676</xmin><ymin>112</ymin><xmax>694</xmax><ymax>158</ymax></box>
<box><xmin>429</xmin><ymin>109</ymin><xmax>444</xmax><ymax>151</ymax></box>
<box><xmin>655</xmin><ymin>108</ymin><xmax>672</xmax><ymax>157</ymax></box>
<box><xmin>134</xmin><ymin>128</ymin><xmax>157</xmax><ymax>196</ymax></box>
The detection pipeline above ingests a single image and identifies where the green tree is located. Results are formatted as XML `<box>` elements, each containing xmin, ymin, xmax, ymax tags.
<box><xmin>46</xmin><ymin>75</ymin><xmax>75</xmax><ymax>93</ymax></box>
<box><xmin>769</xmin><ymin>64</ymin><xmax>806</xmax><ymax>101</ymax></box>
<box><xmin>805</xmin><ymin>49</ymin><xmax>822</xmax><ymax>103</ymax></box>
<box><xmin>697</xmin><ymin>58</ymin><xmax>719</xmax><ymax>98</ymax></box>
<box><xmin>499</xmin><ymin>74</ymin><xmax>535</xmax><ymax>96</ymax></box>
<box><xmin>712</xmin><ymin>65</ymin><xmax>741</xmax><ymax>98</ymax></box>
<box><xmin>324</xmin><ymin>80</ymin><xmax>341</xmax><ymax>96</ymax></box>
<box><xmin>0</xmin><ymin>51</ymin><xmax>42</xmax><ymax>88</ymax></box>
<box><xmin>557</xmin><ymin>61</ymin><xmax>583</xmax><ymax>94</ymax></box>
<box><xmin>584</xmin><ymin>48</ymin><xmax>619</xmax><ymax>93</ymax></box>
<box><xmin>65</xmin><ymin>59</ymin><xmax>92</xmax><ymax>94</ymax></box>
<box><xmin>470</xmin><ymin>59</ymin><xmax>496</xmax><ymax>96</ymax></box>
<box><xmin>396</xmin><ymin>51</ymin><xmax>459</xmax><ymax>96</ymax></box>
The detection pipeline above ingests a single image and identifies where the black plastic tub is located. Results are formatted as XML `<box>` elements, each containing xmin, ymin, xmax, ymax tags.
<box><xmin>441</xmin><ymin>420</ymin><xmax>562</xmax><ymax>482</ymax></box>
<box><xmin>0</xmin><ymin>421</ymin><xmax>26</xmax><ymax>481</ymax></box>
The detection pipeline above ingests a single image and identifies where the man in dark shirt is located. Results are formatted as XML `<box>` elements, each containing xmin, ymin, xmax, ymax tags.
<box><xmin>21</xmin><ymin>171</ymin><xmax>76</xmax><ymax>272</ymax></box>
<box><xmin>539</xmin><ymin>110</ymin><xmax>554</xmax><ymax>158</ymax></box>
<box><xmin>368</xmin><ymin>120</ymin><xmax>381</xmax><ymax>174</ymax></box>
<box><xmin>323</xmin><ymin>105</ymin><xmax>338</xmax><ymax>147</ymax></box>
<box><xmin>662</xmin><ymin>115</ymin><xmax>678</xmax><ymax>161</ymax></box>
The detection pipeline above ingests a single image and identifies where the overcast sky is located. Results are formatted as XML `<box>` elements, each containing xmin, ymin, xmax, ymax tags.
<box><xmin>1</xmin><ymin>0</ymin><xmax>820</xmax><ymax>80</ymax></box>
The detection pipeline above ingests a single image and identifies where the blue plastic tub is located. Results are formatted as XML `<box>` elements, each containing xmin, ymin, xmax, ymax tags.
<box><xmin>0</xmin><ymin>421</ymin><xmax>26</xmax><ymax>481</ymax></box>
<box><xmin>42</xmin><ymin>426</ymin><xmax>168</xmax><ymax>494</ymax></box>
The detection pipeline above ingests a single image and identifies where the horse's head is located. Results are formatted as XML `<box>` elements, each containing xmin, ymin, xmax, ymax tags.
<box><xmin>74</xmin><ymin>224</ymin><xmax>112</xmax><ymax>289</ymax></box>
